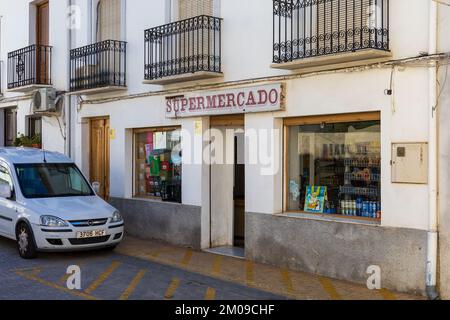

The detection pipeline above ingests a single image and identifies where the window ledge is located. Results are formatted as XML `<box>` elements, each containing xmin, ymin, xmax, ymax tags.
<box><xmin>143</xmin><ymin>71</ymin><xmax>223</xmax><ymax>85</ymax></box>
<box><xmin>8</xmin><ymin>84</ymin><xmax>53</xmax><ymax>93</ymax></box>
<box><xmin>68</xmin><ymin>86</ymin><xmax>127</xmax><ymax>96</ymax></box>
<box><xmin>276</xmin><ymin>211</ymin><xmax>381</xmax><ymax>227</ymax></box>
<box><xmin>271</xmin><ymin>49</ymin><xmax>392</xmax><ymax>71</ymax></box>
<box><xmin>129</xmin><ymin>196</ymin><xmax>184</xmax><ymax>206</ymax></box>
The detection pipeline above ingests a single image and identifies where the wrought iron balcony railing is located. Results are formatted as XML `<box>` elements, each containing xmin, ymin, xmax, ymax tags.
<box><xmin>7</xmin><ymin>44</ymin><xmax>52</xmax><ymax>89</ymax></box>
<box><xmin>144</xmin><ymin>15</ymin><xmax>222</xmax><ymax>81</ymax></box>
<box><xmin>70</xmin><ymin>40</ymin><xmax>127</xmax><ymax>92</ymax></box>
<box><xmin>273</xmin><ymin>0</ymin><xmax>389</xmax><ymax>64</ymax></box>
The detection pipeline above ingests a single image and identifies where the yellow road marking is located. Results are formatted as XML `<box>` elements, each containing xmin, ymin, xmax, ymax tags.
<box><xmin>318</xmin><ymin>276</ymin><xmax>342</xmax><ymax>300</ymax></box>
<box><xmin>246</xmin><ymin>261</ymin><xmax>254</xmax><ymax>285</ymax></box>
<box><xmin>121</xmin><ymin>243</ymin><xmax>413</xmax><ymax>301</ymax></box>
<box><xmin>380</xmin><ymin>288</ymin><xmax>396</xmax><ymax>300</ymax></box>
<box><xmin>212</xmin><ymin>256</ymin><xmax>222</xmax><ymax>275</ymax></box>
<box><xmin>204</xmin><ymin>287</ymin><xmax>216</xmax><ymax>300</ymax></box>
<box><xmin>84</xmin><ymin>261</ymin><xmax>121</xmax><ymax>294</ymax></box>
<box><xmin>181</xmin><ymin>250</ymin><xmax>193</xmax><ymax>267</ymax></box>
<box><xmin>15</xmin><ymin>270</ymin><xmax>98</xmax><ymax>300</ymax></box>
<box><xmin>144</xmin><ymin>248</ymin><xmax>176</xmax><ymax>258</ymax></box>
<box><xmin>119</xmin><ymin>269</ymin><xmax>147</xmax><ymax>300</ymax></box>
<box><xmin>281</xmin><ymin>269</ymin><xmax>295</xmax><ymax>295</ymax></box>
<box><xmin>164</xmin><ymin>277</ymin><xmax>181</xmax><ymax>299</ymax></box>
<box><xmin>31</xmin><ymin>268</ymin><xmax>41</xmax><ymax>276</ymax></box>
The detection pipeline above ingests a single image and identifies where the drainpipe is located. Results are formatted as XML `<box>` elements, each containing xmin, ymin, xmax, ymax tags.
<box><xmin>426</xmin><ymin>0</ymin><xmax>439</xmax><ymax>300</ymax></box>
<box><xmin>67</xmin><ymin>0</ymin><xmax>73</xmax><ymax>157</ymax></box>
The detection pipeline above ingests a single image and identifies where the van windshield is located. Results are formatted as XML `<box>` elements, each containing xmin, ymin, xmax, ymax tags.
<box><xmin>15</xmin><ymin>163</ymin><xmax>94</xmax><ymax>199</ymax></box>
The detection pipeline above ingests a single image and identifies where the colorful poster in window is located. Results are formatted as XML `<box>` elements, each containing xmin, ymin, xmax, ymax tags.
<box><xmin>145</xmin><ymin>144</ymin><xmax>152</xmax><ymax>162</ymax></box>
<box><xmin>304</xmin><ymin>186</ymin><xmax>327</xmax><ymax>213</ymax></box>
<box><xmin>149</xmin><ymin>155</ymin><xmax>161</xmax><ymax>177</ymax></box>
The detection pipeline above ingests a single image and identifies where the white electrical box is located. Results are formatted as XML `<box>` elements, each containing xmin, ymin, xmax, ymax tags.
<box><xmin>391</xmin><ymin>143</ymin><xmax>428</xmax><ymax>184</ymax></box>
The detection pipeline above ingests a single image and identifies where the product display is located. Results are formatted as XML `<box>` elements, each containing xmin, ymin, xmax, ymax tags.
<box><xmin>288</xmin><ymin>120</ymin><xmax>381</xmax><ymax>220</ymax></box>
<box><xmin>134</xmin><ymin>129</ymin><xmax>182</xmax><ymax>203</ymax></box>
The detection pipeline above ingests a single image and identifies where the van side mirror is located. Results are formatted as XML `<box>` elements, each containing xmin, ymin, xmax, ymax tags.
<box><xmin>0</xmin><ymin>183</ymin><xmax>12</xmax><ymax>199</ymax></box>
<box><xmin>92</xmin><ymin>181</ymin><xmax>100</xmax><ymax>194</ymax></box>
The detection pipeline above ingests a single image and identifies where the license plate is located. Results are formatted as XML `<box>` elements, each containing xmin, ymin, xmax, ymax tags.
<box><xmin>76</xmin><ymin>229</ymin><xmax>106</xmax><ymax>239</ymax></box>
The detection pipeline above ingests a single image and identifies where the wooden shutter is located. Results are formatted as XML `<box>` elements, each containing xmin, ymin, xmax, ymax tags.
<box><xmin>313</xmin><ymin>0</ymin><xmax>371</xmax><ymax>52</ymax></box>
<box><xmin>177</xmin><ymin>0</ymin><xmax>215</xmax><ymax>70</ymax></box>
<box><xmin>97</xmin><ymin>0</ymin><xmax>121</xmax><ymax>41</ymax></box>
<box><xmin>178</xmin><ymin>0</ymin><xmax>213</xmax><ymax>20</ymax></box>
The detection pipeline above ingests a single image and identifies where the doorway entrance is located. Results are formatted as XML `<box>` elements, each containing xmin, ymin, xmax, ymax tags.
<box><xmin>36</xmin><ymin>0</ymin><xmax>49</xmax><ymax>84</ymax></box>
<box><xmin>208</xmin><ymin>115</ymin><xmax>245</xmax><ymax>258</ymax></box>
<box><xmin>90</xmin><ymin>117</ymin><xmax>110</xmax><ymax>200</ymax></box>
<box><xmin>4</xmin><ymin>108</ymin><xmax>17</xmax><ymax>147</ymax></box>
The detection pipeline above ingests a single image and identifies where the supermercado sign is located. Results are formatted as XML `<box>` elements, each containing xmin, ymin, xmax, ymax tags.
<box><xmin>165</xmin><ymin>83</ymin><xmax>284</xmax><ymax>118</ymax></box>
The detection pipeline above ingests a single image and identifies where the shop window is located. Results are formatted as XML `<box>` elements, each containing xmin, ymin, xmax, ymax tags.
<box><xmin>134</xmin><ymin>127</ymin><xmax>182</xmax><ymax>203</ymax></box>
<box><xmin>286</xmin><ymin>114</ymin><xmax>381</xmax><ymax>220</ymax></box>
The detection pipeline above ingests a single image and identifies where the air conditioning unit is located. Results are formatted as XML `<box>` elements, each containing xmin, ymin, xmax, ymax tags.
<box><xmin>32</xmin><ymin>88</ymin><xmax>57</xmax><ymax>113</ymax></box>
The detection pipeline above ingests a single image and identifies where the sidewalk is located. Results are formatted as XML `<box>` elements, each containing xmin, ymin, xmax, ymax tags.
<box><xmin>116</xmin><ymin>236</ymin><xmax>424</xmax><ymax>300</ymax></box>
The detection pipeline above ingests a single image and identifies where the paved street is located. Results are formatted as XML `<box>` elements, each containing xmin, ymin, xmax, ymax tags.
<box><xmin>0</xmin><ymin>235</ymin><xmax>423</xmax><ymax>300</ymax></box>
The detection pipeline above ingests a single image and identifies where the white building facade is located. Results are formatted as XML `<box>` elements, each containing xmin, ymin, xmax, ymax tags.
<box><xmin>2</xmin><ymin>0</ymin><xmax>450</xmax><ymax>298</ymax></box>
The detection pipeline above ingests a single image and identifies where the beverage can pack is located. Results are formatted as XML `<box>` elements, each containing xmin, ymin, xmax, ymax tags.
<box><xmin>372</xmin><ymin>202</ymin><xmax>378</xmax><ymax>219</ymax></box>
<box><xmin>356</xmin><ymin>197</ymin><xmax>362</xmax><ymax>216</ymax></box>
<box><xmin>362</xmin><ymin>201</ymin><xmax>369</xmax><ymax>218</ymax></box>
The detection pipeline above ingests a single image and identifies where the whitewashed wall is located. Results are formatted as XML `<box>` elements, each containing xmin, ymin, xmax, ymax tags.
<box><xmin>0</xmin><ymin>0</ymin><xmax>444</xmax><ymax>232</ymax></box>
<box><xmin>0</xmin><ymin>0</ymin><xmax>69</xmax><ymax>153</ymax></box>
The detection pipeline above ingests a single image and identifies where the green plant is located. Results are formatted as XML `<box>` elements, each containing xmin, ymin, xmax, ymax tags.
<box><xmin>13</xmin><ymin>133</ymin><xmax>41</xmax><ymax>148</ymax></box>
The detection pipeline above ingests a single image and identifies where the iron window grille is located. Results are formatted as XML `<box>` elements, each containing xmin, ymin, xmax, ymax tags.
<box><xmin>273</xmin><ymin>0</ymin><xmax>389</xmax><ymax>63</ymax></box>
<box><xmin>7</xmin><ymin>44</ymin><xmax>52</xmax><ymax>89</ymax></box>
<box><xmin>69</xmin><ymin>40</ymin><xmax>127</xmax><ymax>92</ymax></box>
<box><xmin>144</xmin><ymin>15</ymin><xmax>222</xmax><ymax>81</ymax></box>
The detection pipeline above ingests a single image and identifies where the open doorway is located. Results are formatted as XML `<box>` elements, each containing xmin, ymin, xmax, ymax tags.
<box><xmin>208</xmin><ymin>115</ymin><xmax>245</xmax><ymax>258</ymax></box>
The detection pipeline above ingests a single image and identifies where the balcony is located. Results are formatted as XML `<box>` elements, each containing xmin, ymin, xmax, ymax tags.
<box><xmin>7</xmin><ymin>44</ymin><xmax>52</xmax><ymax>92</ymax></box>
<box><xmin>69</xmin><ymin>40</ymin><xmax>127</xmax><ymax>94</ymax></box>
<box><xmin>144</xmin><ymin>15</ymin><xmax>223</xmax><ymax>85</ymax></box>
<box><xmin>272</xmin><ymin>0</ymin><xmax>390</xmax><ymax>70</ymax></box>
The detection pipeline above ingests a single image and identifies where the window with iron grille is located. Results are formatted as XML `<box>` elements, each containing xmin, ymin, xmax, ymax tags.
<box><xmin>273</xmin><ymin>0</ymin><xmax>389</xmax><ymax>63</ymax></box>
<box><xmin>69</xmin><ymin>0</ymin><xmax>126</xmax><ymax>92</ymax></box>
<box><xmin>144</xmin><ymin>0</ymin><xmax>222</xmax><ymax>80</ymax></box>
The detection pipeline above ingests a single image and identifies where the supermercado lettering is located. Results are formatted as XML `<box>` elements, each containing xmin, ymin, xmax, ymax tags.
<box><xmin>165</xmin><ymin>83</ymin><xmax>284</xmax><ymax>118</ymax></box>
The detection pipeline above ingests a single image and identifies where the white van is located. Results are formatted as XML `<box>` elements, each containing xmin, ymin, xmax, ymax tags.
<box><xmin>0</xmin><ymin>148</ymin><xmax>124</xmax><ymax>259</ymax></box>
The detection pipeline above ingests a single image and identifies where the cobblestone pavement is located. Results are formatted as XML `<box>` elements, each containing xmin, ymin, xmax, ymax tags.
<box><xmin>0</xmin><ymin>235</ymin><xmax>424</xmax><ymax>300</ymax></box>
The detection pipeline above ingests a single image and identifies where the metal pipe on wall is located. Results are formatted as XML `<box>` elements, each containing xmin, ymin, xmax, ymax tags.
<box><xmin>426</xmin><ymin>0</ymin><xmax>439</xmax><ymax>300</ymax></box>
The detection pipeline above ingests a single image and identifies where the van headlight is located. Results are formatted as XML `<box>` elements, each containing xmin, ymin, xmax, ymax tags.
<box><xmin>40</xmin><ymin>215</ymin><xmax>69</xmax><ymax>227</ymax></box>
<box><xmin>111</xmin><ymin>211</ymin><xmax>123</xmax><ymax>223</ymax></box>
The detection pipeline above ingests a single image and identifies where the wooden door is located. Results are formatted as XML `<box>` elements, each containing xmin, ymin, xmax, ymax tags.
<box><xmin>36</xmin><ymin>1</ymin><xmax>49</xmax><ymax>84</ymax></box>
<box><xmin>90</xmin><ymin>118</ymin><xmax>110</xmax><ymax>200</ymax></box>
<box><xmin>4</xmin><ymin>109</ymin><xmax>17</xmax><ymax>147</ymax></box>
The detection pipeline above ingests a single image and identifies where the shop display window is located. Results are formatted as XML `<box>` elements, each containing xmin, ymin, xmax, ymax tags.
<box><xmin>286</xmin><ymin>117</ymin><xmax>381</xmax><ymax>220</ymax></box>
<box><xmin>134</xmin><ymin>127</ymin><xmax>182</xmax><ymax>203</ymax></box>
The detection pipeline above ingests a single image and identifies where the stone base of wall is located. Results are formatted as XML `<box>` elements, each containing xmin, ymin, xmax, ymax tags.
<box><xmin>109</xmin><ymin>197</ymin><xmax>202</xmax><ymax>249</ymax></box>
<box><xmin>245</xmin><ymin>212</ymin><xmax>427</xmax><ymax>296</ymax></box>
<box><xmin>439</xmin><ymin>234</ymin><xmax>450</xmax><ymax>299</ymax></box>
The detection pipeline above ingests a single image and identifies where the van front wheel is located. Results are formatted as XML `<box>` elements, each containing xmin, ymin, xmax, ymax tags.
<box><xmin>16</xmin><ymin>223</ymin><xmax>38</xmax><ymax>259</ymax></box>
